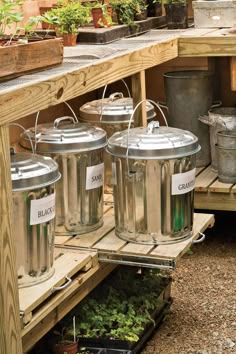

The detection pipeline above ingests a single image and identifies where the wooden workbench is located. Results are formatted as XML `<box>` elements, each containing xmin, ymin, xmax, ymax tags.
<box><xmin>1</xmin><ymin>28</ymin><xmax>236</xmax><ymax>354</ymax></box>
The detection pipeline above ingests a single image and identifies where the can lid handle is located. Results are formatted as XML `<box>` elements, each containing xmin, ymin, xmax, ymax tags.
<box><xmin>109</xmin><ymin>92</ymin><xmax>124</xmax><ymax>101</ymax></box>
<box><xmin>147</xmin><ymin>120</ymin><xmax>160</xmax><ymax>134</ymax></box>
<box><xmin>54</xmin><ymin>116</ymin><xmax>76</xmax><ymax>128</ymax></box>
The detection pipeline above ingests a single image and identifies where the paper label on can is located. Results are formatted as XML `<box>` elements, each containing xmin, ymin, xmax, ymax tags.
<box><xmin>112</xmin><ymin>162</ymin><xmax>117</xmax><ymax>185</ymax></box>
<box><xmin>86</xmin><ymin>163</ymin><xmax>104</xmax><ymax>190</ymax></box>
<box><xmin>171</xmin><ymin>168</ymin><xmax>196</xmax><ymax>195</ymax></box>
<box><xmin>30</xmin><ymin>193</ymin><xmax>56</xmax><ymax>225</ymax></box>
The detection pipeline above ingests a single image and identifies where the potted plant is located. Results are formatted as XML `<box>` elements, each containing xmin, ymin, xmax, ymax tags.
<box><xmin>40</xmin><ymin>0</ymin><xmax>91</xmax><ymax>46</ymax></box>
<box><xmin>0</xmin><ymin>0</ymin><xmax>23</xmax><ymax>43</ymax></box>
<box><xmin>133</xmin><ymin>0</ymin><xmax>148</xmax><ymax>21</ymax></box>
<box><xmin>89</xmin><ymin>1</ymin><xmax>113</xmax><ymax>28</ymax></box>
<box><xmin>164</xmin><ymin>0</ymin><xmax>188</xmax><ymax>29</ymax></box>
<box><xmin>53</xmin><ymin>324</ymin><xmax>78</xmax><ymax>354</ymax></box>
<box><xmin>147</xmin><ymin>0</ymin><xmax>162</xmax><ymax>17</ymax></box>
<box><xmin>109</xmin><ymin>0</ymin><xmax>136</xmax><ymax>26</ymax></box>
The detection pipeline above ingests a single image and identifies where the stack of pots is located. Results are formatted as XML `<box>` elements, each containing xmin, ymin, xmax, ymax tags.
<box><xmin>79</xmin><ymin>92</ymin><xmax>156</xmax><ymax>193</ymax></box>
<box><xmin>20</xmin><ymin>116</ymin><xmax>107</xmax><ymax>236</ymax></box>
<box><xmin>106</xmin><ymin>121</ymin><xmax>201</xmax><ymax>245</ymax></box>
<box><xmin>216</xmin><ymin>130</ymin><xmax>236</xmax><ymax>183</ymax></box>
<box><xmin>199</xmin><ymin>107</ymin><xmax>236</xmax><ymax>171</ymax></box>
<box><xmin>11</xmin><ymin>150</ymin><xmax>61</xmax><ymax>288</ymax></box>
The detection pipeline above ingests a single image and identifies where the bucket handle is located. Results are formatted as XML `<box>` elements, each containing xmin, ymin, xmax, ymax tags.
<box><xmin>8</xmin><ymin>123</ymin><xmax>35</xmax><ymax>154</ymax></box>
<box><xmin>51</xmin><ymin>275</ymin><xmax>72</xmax><ymax>293</ymax></box>
<box><xmin>192</xmin><ymin>231</ymin><xmax>205</xmax><ymax>244</ymax></box>
<box><xmin>99</xmin><ymin>79</ymin><xmax>131</xmax><ymax>122</ymax></box>
<box><xmin>126</xmin><ymin>99</ymin><xmax>168</xmax><ymax>177</ymax></box>
<box><xmin>34</xmin><ymin>101</ymin><xmax>78</xmax><ymax>153</ymax></box>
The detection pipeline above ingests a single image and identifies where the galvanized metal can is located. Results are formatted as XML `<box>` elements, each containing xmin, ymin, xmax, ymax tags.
<box><xmin>106</xmin><ymin>121</ymin><xmax>200</xmax><ymax>245</ymax></box>
<box><xmin>79</xmin><ymin>93</ymin><xmax>156</xmax><ymax>193</ymax></box>
<box><xmin>20</xmin><ymin>117</ymin><xmax>107</xmax><ymax>236</ymax></box>
<box><xmin>216</xmin><ymin>130</ymin><xmax>236</xmax><ymax>183</ymax></box>
<box><xmin>199</xmin><ymin>107</ymin><xmax>236</xmax><ymax>172</ymax></box>
<box><xmin>11</xmin><ymin>151</ymin><xmax>60</xmax><ymax>288</ymax></box>
<box><xmin>163</xmin><ymin>70</ymin><xmax>213</xmax><ymax>167</ymax></box>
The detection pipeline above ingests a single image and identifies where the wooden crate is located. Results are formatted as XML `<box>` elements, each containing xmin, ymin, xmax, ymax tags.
<box><xmin>0</xmin><ymin>38</ymin><xmax>63</xmax><ymax>81</ymax></box>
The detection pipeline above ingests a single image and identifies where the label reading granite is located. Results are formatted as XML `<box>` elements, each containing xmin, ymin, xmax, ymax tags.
<box><xmin>171</xmin><ymin>168</ymin><xmax>196</xmax><ymax>195</ymax></box>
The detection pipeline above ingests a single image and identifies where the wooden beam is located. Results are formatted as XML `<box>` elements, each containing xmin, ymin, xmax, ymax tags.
<box><xmin>179</xmin><ymin>36</ymin><xmax>236</xmax><ymax>57</ymax></box>
<box><xmin>0</xmin><ymin>39</ymin><xmax>178</xmax><ymax>125</ymax></box>
<box><xmin>0</xmin><ymin>126</ymin><xmax>23</xmax><ymax>354</ymax></box>
<box><xmin>131</xmin><ymin>70</ymin><xmax>147</xmax><ymax>127</ymax></box>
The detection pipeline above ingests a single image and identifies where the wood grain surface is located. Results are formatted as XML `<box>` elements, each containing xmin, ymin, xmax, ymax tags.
<box><xmin>0</xmin><ymin>126</ymin><xmax>23</xmax><ymax>354</ymax></box>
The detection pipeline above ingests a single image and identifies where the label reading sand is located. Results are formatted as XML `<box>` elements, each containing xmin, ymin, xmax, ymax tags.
<box><xmin>171</xmin><ymin>168</ymin><xmax>196</xmax><ymax>195</ymax></box>
<box><xmin>86</xmin><ymin>163</ymin><xmax>104</xmax><ymax>190</ymax></box>
<box><xmin>30</xmin><ymin>193</ymin><xmax>56</xmax><ymax>225</ymax></box>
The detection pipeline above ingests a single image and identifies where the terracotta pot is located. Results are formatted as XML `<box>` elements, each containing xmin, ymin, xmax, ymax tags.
<box><xmin>39</xmin><ymin>6</ymin><xmax>57</xmax><ymax>29</ymax></box>
<box><xmin>91</xmin><ymin>7</ymin><xmax>112</xmax><ymax>28</ymax></box>
<box><xmin>61</xmin><ymin>33</ymin><xmax>77</xmax><ymax>46</ymax></box>
<box><xmin>53</xmin><ymin>340</ymin><xmax>78</xmax><ymax>354</ymax></box>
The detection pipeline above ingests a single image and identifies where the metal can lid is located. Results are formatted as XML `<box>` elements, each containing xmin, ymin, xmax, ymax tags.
<box><xmin>106</xmin><ymin>122</ymin><xmax>200</xmax><ymax>159</ymax></box>
<box><xmin>79</xmin><ymin>93</ymin><xmax>156</xmax><ymax>123</ymax></box>
<box><xmin>11</xmin><ymin>152</ymin><xmax>61</xmax><ymax>191</ymax></box>
<box><xmin>20</xmin><ymin>116</ymin><xmax>107</xmax><ymax>153</ymax></box>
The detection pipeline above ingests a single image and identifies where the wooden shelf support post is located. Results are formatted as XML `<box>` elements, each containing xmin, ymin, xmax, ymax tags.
<box><xmin>230</xmin><ymin>57</ymin><xmax>236</xmax><ymax>91</ymax></box>
<box><xmin>0</xmin><ymin>125</ymin><xmax>23</xmax><ymax>354</ymax></box>
<box><xmin>131</xmin><ymin>70</ymin><xmax>148</xmax><ymax>127</ymax></box>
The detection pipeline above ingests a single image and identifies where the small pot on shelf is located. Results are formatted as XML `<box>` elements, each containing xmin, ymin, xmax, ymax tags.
<box><xmin>61</xmin><ymin>33</ymin><xmax>78</xmax><ymax>46</ymax></box>
<box><xmin>53</xmin><ymin>340</ymin><xmax>78</xmax><ymax>354</ymax></box>
<box><xmin>91</xmin><ymin>6</ymin><xmax>113</xmax><ymax>28</ymax></box>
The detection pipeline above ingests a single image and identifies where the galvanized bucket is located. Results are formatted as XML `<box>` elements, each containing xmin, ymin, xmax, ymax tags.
<box><xmin>79</xmin><ymin>93</ymin><xmax>156</xmax><ymax>193</ymax></box>
<box><xmin>216</xmin><ymin>130</ymin><xmax>236</xmax><ymax>183</ymax></box>
<box><xmin>11</xmin><ymin>151</ymin><xmax>60</xmax><ymax>288</ymax></box>
<box><xmin>106</xmin><ymin>121</ymin><xmax>200</xmax><ymax>245</ymax></box>
<box><xmin>163</xmin><ymin>70</ymin><xmax>214</xmax><ymax>167</ymax></box>
<box><xmin>199</xmin><ymin>107</ymin><xmax>236</xmax><ymax>171</ymax></box>
<box><xmin>20</xmin><ymin>116</ymin><xmax>107</xmax><ymax>236</ymax></box>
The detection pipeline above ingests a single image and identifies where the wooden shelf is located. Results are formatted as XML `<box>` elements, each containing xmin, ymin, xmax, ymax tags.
<box><xmin>55</xmin><ymin>195</ymin><xmax>215</xmax><ymax>270</ymax></box>
<box><xmin>195</xmin><ymin>166</ymin><xmax>236</xmax><ymax>211</ymax></box>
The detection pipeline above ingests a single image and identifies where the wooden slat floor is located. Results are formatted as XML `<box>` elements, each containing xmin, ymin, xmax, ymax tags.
<box><xmin>55</xmin><ymin>194</ymin><xmax>215</xmax><ymax>269</ymax></box>
<box><xmin>195</xmin><ymin>165</ymin><xmax>236</xmax><ymax>211</ymax></box>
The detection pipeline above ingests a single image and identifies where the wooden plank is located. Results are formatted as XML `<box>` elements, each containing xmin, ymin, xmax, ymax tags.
<box><xmin>21</xmin><ymin>264</ymin><xmax>115</xmax><ymax>353</ymax></box>
<box><xmin>180</xmin><ymin>28</ymin><xmax>219</xmax><ymax>37</ymax></box>
<box><xmin>194</xmin><ymin>191</ymin><xmax>236</xmax><ymax>211</ymax></box>
<box><xmin>0</xmin><ymin>38</ymin><xmax>178</xmax><ymax>125</ymax></box>
<box><xmin>55</xmin><ymin>234</ymin><xmax>73</xmax><ymax>245</ymax></box>
<box><xmin>94</xmin><ymin>230</ymin><xmax>127</xmax><ymax>251</ymax></box>
<box><xmin>178</xmin><ymin>36</ymin><xmax>236</xmax><ymax>57</ymax></box>
<box><xmin>121</xmin><ymin>242</ymin><xmax>154</xmax><ymax>255</ymax></box>
<box><xmin>150</xmin><ymin>213</ymin><xmax>215</xmax><ymax>260</ymax></box>
<box><xmin>195</xmin><ymin>165</ymin><xmax>217</xmax><ymax>191</ymax></box>
<box><xmin>208</xmin><ymin>179</ymin><xmax>233</xmax><ymax>193</ymax></box>
<box><xmin>0</xmin><ymin>39</ymin><xmax>63</xmax><ymax>81</ymax></box>
<box><xmin>0</xmin><ymin>125</ymin><xmax>23</xmax><ymax>354</ymax></box>
<box><xmin>131</xmin><ymin>70</ymin><xmax>147</xmax><ymax>127</ymax></box>
<box><xmin>195</xmin><ymin>166</ymin><xmax>205</xmax><ymax>176</ymax></box>
<box><xmin>19</xmin><ymin>252</ymin><xmax>92</xmax><ymax>314</ymax></box>
<box><xmin>64</xmin><ymin>213</ymin><xmax>115</xmax><ymax>248</ymax></box>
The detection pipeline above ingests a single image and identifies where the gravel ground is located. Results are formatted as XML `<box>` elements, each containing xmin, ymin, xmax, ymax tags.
<box><xmin>141</xmin><ymin>210</ymin><xmax>236</xmax><ymax>354</ymax></box>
